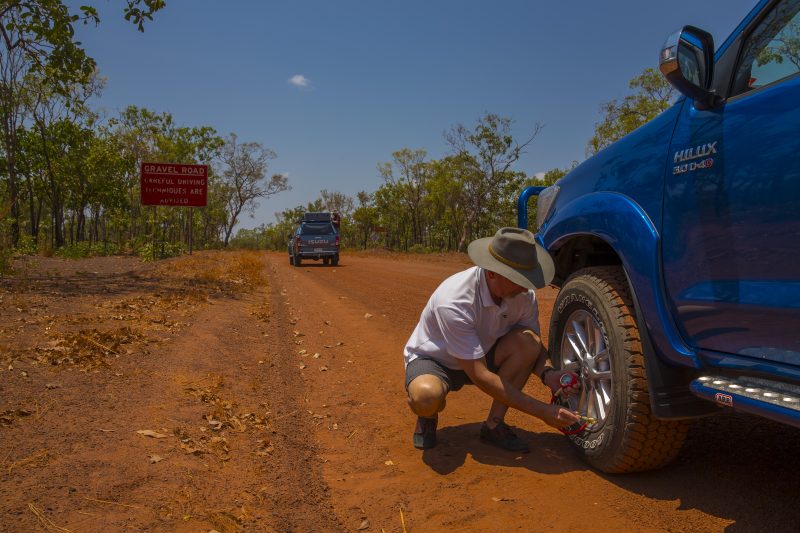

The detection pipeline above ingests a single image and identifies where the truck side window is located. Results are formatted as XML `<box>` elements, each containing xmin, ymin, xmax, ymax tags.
<box><xmin>731</xmin><ymin>0</ymin><xmax>800</xmax><ymax>96</ymax></box>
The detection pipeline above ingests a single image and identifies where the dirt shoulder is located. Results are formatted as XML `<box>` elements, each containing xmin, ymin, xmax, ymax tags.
<box><xmin>0</xmin><ymin>252</ymin><xmax>339</xmax><ymax>532</ymax></box>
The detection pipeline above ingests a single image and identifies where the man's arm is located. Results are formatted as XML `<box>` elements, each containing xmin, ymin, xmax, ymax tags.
<box><xmin>456</xmin><ymin>356</ymin><xmax>580</xmax><ymax>429</ymax></box>
<box><xmin>520</xmin><ymin>329</ymin><xmax>580</xmax><ymax>397</ymax></box>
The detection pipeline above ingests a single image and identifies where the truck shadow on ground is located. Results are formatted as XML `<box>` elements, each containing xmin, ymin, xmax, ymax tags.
<box><xmin>424</xmin><ymin>415</ymin><xmax>800</xmax><ymax>530</ymax></box>
<box><xmin>422</xmin><ymin>423</ymin><xmax>587</xmax><ymax>475</ymax></box>
<box><xmin>602</xmin><ymin>412</ymin><xmax>800</xmax><ymax>531</ymax></box>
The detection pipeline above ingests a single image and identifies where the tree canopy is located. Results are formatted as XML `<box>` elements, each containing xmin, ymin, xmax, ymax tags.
<box><xmin>586</xmin><ymin>67</ymin><xmax>675</xmax><ymax>155</ymax></box>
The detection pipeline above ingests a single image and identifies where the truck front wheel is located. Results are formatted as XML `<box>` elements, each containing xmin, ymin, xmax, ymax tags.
<box><xmin>549</xmin><ymin>266</ymin><xmax>689</xmax><ymax>473</ymax></box>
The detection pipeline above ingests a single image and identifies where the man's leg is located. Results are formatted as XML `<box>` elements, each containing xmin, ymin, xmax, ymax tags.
<box><xmin>405</xmin><ymin>362</ymin><xmax>450</xmax><ymax>450</ymax></box>
<box><xmin>485</xmin><ymin>328</ymin><xmax>543</xmax><ymax>426</ymax></box>
<box><xmin>407</xmin><ymin>374</ymin><xmax>448</xmax><ymax>417</ymax></box>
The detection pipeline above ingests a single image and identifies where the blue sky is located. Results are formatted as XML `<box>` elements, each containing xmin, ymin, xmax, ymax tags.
<box><xmin>73</xmin><ymin>0</ymin><xmax>758</xmax><ymax>229</ymax></box>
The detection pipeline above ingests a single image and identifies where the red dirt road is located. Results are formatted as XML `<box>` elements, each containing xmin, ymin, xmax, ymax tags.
<box><xmin>2</xmin><ymin>251</ymin><xmax>799</xmax><ymax>532</ymax></box>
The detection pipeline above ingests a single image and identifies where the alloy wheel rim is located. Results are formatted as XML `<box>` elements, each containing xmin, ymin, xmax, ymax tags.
<box><xmin>559</xmin><ymin>309</ymin><xmax>613</xmax><ymax>428</ymax></box>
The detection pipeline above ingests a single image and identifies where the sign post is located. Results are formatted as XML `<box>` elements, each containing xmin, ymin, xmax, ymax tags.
<box><xmin>140</xmin><ymin>163</ymin><xmax>208</xmax><ymax>259</ymax></box>
<box><xmin>188</xmin><ymin>207</ymin><xmax>194</xmax><ymax>255</ymax></box>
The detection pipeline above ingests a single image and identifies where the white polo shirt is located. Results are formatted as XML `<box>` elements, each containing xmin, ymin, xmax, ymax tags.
<box><xmin>403</xmin><ymin>266</ymin><xmax>540</xmax><ymax>370</ymax></box>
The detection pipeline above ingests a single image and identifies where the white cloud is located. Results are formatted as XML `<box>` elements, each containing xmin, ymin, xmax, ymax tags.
<box><xmin>288</xmin><ymin>74</ymin><xmax>310</xmax><ymax>88</ymax></box>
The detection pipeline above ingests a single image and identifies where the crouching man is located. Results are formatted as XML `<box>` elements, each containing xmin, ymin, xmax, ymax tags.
<box><xmin>404</xmin><ymin>227</ymin><xmax>580</xmax><ymax>452</ymax></box>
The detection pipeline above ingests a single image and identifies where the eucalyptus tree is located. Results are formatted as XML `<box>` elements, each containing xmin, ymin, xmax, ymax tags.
<box><xmin>351</xmin><ymin>190</ymin><xmax>378</xmax><ymax>250</ymax></box>
<box><xmin>426</xmin><ymin>155</ymin><xmax>470</xmax><ymax>251</ymax></box>
<box><xmin>377</xmin><ymin>148</ymin><xmax>429</xmax><ymax>247</ymax></box>
<box><xmin>373</xmin><ymin>180</ymin><xmax>410</xmax><ymax>250</ymax></box>
<box><xmin>0</xmin><ymin>0</ymin><xmax>165</xmax><ymax>246</ymax></box>
<box><xmin>218</xmin><ymin>133</ymin><xmax>288</xmax><ymax>246</ymax></box>
<box><xmin>22</xmin><ymin>70</ymin><xmax>102</xmax><ymax>247</ymax></box>
<box><xmin>587</xmin><ymin>68</ymin><xmax>674</xmax><ymax>155</ymax></box>
<box><xmin>444</xmin><ymin>113</ymin><xmax>541</xmax><ymax>245</ymax></box>
<box><xmin>319</xmin><ymin>189</ymin><xmax>354</xmax><ymax>219</ymax></box>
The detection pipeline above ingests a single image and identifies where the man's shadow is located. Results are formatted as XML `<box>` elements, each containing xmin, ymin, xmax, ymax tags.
<box><xmin>421</xmin><ymin>422</ymin><xmax>587</xmax><ymax>475</ymax></box>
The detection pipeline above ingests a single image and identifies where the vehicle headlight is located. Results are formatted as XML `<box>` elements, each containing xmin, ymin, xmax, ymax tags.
<box><xmin>535</xmin><ymin>184</ymin><xmax>560</xmax><ymax>231</ymax></box>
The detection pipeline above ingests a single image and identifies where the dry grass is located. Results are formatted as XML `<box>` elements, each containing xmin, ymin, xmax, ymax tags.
<box><xmin>5</xmin><ymin>250</ymin><xmax>270</xmax><ymax>370</ymax></box>
<box><xmin>155</xmin><ymin>250</ymin><xmax>267</xmax><ymax>293</ymax></box>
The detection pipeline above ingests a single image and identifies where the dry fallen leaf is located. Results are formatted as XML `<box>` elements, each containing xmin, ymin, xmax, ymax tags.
<box><xmin>136</xmin><ymin>429</ymin><xmax>168</xmax><ymax>439</ymax></box>
<box><xmin>384</xmin><ymin>460</ymin><xmax>394</xmax><ymax>466</ymax></box>
<box><xmin>364</xmin><ymin>313</ymin><xmax>373</xmax><ymax>319</ymax></box>
<box><xmin>491</xmin><ymin>496</ymin><xmax>513</xmax><ymax>502</ymax></box>
<box><xmin>312</xmin><ymin>353</ymin><xmax>320</xmax><ymax>359</ymax></box>
<box><xmin>356</xmin><ymin>519</ymin><xmax>370</xmax><ymax>530</ymax></box>
<box><xmin>319</xmin><ymin>366</ymin><xmax>328</xmax><ymax>372</ymax></box>
<box><xmin>148</xmin><ymin>454</ymin><xmax>164</xmax><ymax>464</ymax></box>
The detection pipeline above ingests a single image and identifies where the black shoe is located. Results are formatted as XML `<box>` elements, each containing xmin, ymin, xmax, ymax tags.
<box><xmin>413</xmin><ymin>415</ymin><xmax>437</xmax><ymax>449</ymax></box>
<box><xmin>480</xmin><ymin>421</ymin><xmax>530</xmax><ymax>453</ymax></box>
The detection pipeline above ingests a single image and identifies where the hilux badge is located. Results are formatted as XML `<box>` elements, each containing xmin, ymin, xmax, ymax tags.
<box><xmin>673</xmin><ymin>141</ymin><xmax>718</xmax><ymax>175</ymax></box>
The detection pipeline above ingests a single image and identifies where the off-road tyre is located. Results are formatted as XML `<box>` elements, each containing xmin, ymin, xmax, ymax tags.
<box><xmin>289</xmin><ymin>254</ymin><xmax>293</xmax><ymax>265</ymax></box>
<box><xmin>549</xmin><ymin>266</ymin><xmax>689</xmax><ymax>473</ymax></box>
<box><xmin>332</xmin><ymin>255</ymin><xmax>339</xmax><ymax>266</ymax></box>
<box><xmin>293</xmin><ymin>255</ymin><xmax>301</xmax><ymax>267</ymax></box>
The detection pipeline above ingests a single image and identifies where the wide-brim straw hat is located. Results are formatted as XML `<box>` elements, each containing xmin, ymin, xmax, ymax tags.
<box><xmin>467</xmin><ymin>227</ymin><xmax>555</xmax><ymax>289</ymax></box>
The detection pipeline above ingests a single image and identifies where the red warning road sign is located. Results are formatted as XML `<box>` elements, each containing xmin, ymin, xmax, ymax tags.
<box><xmin>140</xmin><ymin>162</ymin><xmax>208</xmax><ymax>207</ymax></box>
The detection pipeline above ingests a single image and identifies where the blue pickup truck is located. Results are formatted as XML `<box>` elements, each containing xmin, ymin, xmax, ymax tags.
<box><xmin>288</xmin><ymin>212</ymin><xmax>340</xmax><ymax>267</ymax></box>
<box><xmin>521</xmin><ymin>0</ymin><xmax>800</xmax><ymax>473</ymax></box>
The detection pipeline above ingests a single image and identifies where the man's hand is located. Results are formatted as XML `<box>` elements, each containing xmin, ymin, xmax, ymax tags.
<box><xmin>543</xmin><ymin>369</ymin><xmax>581</xmax><ymax>397</ymax></box>
<box><xmin>542</xmin><ymin>404</ymin><xmax>582</xmax><ymax>430</ymax></box>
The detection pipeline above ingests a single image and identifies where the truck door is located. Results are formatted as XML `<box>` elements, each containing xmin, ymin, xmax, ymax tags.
<box><xmin>662</xmin><ymin>0</ymin><xmax>800</xmax><ymax>364</ymax></box>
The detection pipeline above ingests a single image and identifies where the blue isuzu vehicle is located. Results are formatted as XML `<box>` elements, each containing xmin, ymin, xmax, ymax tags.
<box><xmin>288</xmin><ymin>212</ymin><xmax>340</xmax><ymax>266</ymax></box>
<box><xmin>520</xmin><ymin>0</ymin><xmax>800</xmax><ymax>472</ymax></box>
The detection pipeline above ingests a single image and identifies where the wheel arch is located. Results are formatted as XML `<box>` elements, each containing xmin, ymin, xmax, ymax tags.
<box><xmin>541</xmin><ymin>192</ymin><xmax>716</xmax><ymax>419</ymax></box>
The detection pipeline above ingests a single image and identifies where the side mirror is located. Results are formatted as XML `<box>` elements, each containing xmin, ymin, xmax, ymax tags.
<box><xmin>659</xmin><ymin>26</ymin><xmax>720</xmax><ymax>109</ymax></box>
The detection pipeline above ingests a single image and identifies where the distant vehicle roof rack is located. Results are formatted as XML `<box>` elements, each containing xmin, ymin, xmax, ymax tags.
<box><xmin>302</xmin><ymin>212</ymin><xmax>332</xmax><ymax>222</ymax></box>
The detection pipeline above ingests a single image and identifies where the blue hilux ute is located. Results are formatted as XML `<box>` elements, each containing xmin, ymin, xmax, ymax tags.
<box><xmin>520</xmin><ymin>0</ymin><xmax>800</xmax><ymax>473</ymax></box>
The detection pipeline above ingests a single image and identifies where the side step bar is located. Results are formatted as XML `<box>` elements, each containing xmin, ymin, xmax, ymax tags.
<box><xmin>690</xmin><ymin>375</ymin><xmax>800</xmax><ymax>428</ymax></box>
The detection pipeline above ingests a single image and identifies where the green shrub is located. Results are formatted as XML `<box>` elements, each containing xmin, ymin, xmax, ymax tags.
<box><xmin>14</xmin><ymin>234</ymin><xmax>38</xmax><ymax>256</ymax></box>
<box><xmin>136</xmin><ymin>241</ymin><xmax>185</xmax><ymax>262</ymax></box>
<box><xmin>55</xmin><ymin>241</ymin><xmax>123</xmax><ymax>259</ymax></box>
<box><xmin>408</xmin><ymin>244</ymin><xmax>434</xmax><ymax>254</ymax></box>
<box><xmin>0</xmin><ymin>246</ymin><xmax>12</xmax><ymax>276</ymax></box>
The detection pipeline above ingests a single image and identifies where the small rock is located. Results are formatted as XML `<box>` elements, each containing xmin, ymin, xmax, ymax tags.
<box><xmin>45</xmin><ymin>383</ymin><xmax>60</xmax><ymax>389</ymax></box>
<box><xmin>356</xmin><ymin>519</ymin><xmax>370</xmax><ymax>531</ymax></box>
<box><xmin>364</xmin><ymin>313</ymin><xmax>373</xmax><ymax>319</ymax></box>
